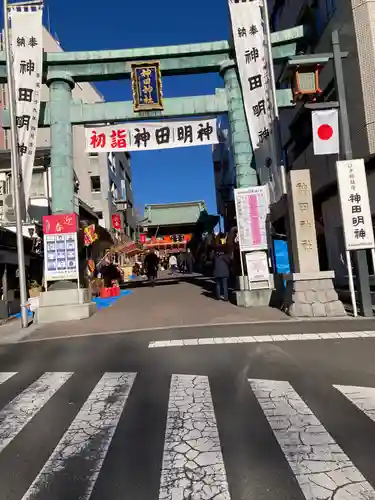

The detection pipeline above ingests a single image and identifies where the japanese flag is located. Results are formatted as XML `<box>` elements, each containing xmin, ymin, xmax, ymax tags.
<box><xmin>311</xmin><ymin>109</ymin><xmax>339</xmax><ymax>155</ymax></box>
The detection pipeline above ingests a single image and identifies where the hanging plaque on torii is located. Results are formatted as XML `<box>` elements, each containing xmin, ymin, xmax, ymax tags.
<box><xmin>131</xmin><ymin>60</ymin><xmax>163</xmax><ymax>112</ymax></box>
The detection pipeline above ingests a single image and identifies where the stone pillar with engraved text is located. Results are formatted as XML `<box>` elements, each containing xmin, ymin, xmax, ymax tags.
<box><xmin>283</xmin><ymin>170</ymin><xmax>346</xmax><ymax>317</ymax></box>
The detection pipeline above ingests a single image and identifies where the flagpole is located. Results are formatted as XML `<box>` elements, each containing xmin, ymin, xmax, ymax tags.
<box><xmin>3</xmin><ymin>0</ymin><xmax>29</xmax><ymax>328</ymax></box>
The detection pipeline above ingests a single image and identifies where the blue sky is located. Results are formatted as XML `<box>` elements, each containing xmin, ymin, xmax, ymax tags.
<box><xmin>40</xmin><ymin>0</ymin><xmax>230</xmax><ymax>215</ymax></box>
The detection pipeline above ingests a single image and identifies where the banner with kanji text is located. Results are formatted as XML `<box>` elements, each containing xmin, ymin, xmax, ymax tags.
<box><xmin>10</xmin><ymin>5</ymin><xmax>43</xmax><ymax>209</ymax></box>
<box><xmin>228</xmin><ymin>0</ymin><xmax>282</xmax><ymax>204</ymax></box>
<box><xmin>85</xmin><ymin>118</ymin><xmax>219</xmax><ymax>153</ymax></box>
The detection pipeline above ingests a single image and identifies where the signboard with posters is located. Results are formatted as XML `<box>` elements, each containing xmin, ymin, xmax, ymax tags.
<box><xmin>228</xmin><ymin>0</ymin><xmax>282</xmax><ymax>204</ymax></box>
<box><xmin>43</xmin><ymin>214</ymin><xmax>79</xmax><ymax>282</ymax></box>
<box><xmin>86</xmin><ymin>119</ymin><xmax>218</xmax><ymax>153</ymax></box>
<box><xmin>245</xmin><ymin>251</ymin><xmax>270</xmax><ymax>289</ymax></box>
<box><xmin>83</xmin><ymin>224</ymin><xmax>98</xmax><ymax>246</ymax></box>
<box><xmin>10</xmin><ymin>4</ymin><xmax>43</xmax><ymax>208</ymax></box>
<box><xmin>234</xmin><ymin>186</ymin><xmax>269</xmax><ymax>252</ymax></box>
<box><xmin>336</xmin><ymin>159</ymin><xmax>375</xmax><ymax>250</ymax></box>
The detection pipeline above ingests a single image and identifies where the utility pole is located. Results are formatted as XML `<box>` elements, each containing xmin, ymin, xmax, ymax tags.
<box><xmin>332</xmin><ymin>29</ymin><xmax>373</xmax><ymax>317</ymax></box>
<box><xmin>3</xmin><ymin>0</ymin><xmax>29</xmax><ymax>328</ymax></box>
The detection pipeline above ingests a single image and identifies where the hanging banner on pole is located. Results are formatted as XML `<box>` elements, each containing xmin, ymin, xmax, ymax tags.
<box><xmin>228</xmin><ymin>0</ymin><xmax>281</xmax><ymax>204</ymax></box>
<box><xmin>336</xmin><ymin>158</ymin><xmax>375</xmax><ymax>250</ymax></box>
<box><xmin>86</xmin><ymin>118</ymin><xmax>219</xmax><ymax>153</ymax></box>
<box><xmin>312</xmin><ymin>109</ymin><xmax>339</xmax><ymax>155</ymax></box>
<box><xmin>10</xmin><ymin>5</ymin><xmax>43</xmax><ymax>210</ymax></box>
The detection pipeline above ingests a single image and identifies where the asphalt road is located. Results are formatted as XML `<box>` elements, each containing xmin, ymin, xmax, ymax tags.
<box><xmin>1</xmin><ymin>326</ymin><xmax>375</xmax><ymax>499</ymax></box>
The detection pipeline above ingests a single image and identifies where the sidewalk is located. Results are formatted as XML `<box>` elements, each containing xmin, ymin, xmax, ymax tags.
<box><xmin>0</xmin><ymin>317</ymin><xmax>38</xmax><ymax>344</ymax></box>
<box><xmin>23</xmin><ymin>275</ymin><xmax>290</xmax><ymax>341</ymax></box>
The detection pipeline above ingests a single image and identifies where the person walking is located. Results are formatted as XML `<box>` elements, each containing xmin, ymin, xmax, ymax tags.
<box><xmin>177</xmin><ymin>253</ymin><xmax>184</xmax><ymax>273</ymax></box>
<box><xmin>185</xmin><ymin>248</ymin><xmax>194</xmax><ymax>274</ymax></box>
<box><xmin>169</xmin><ymin>254</ymin><xmax>178</xmax><ymax>275</ymax></box>
<box><xmin>212</xmin><ymin>244</ymin><xmax>231</xmax><ymax>301</ymax></box>
<box><xmin>144</xmin><ymin>249</ymin><xmax>159</xmax><ymax>286</ymax></box>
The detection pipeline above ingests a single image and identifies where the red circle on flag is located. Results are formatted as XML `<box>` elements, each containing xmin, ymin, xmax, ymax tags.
<box><xmin>317</xmin><ymin>124</ymin><xmax>333</xmax><ymax>140</ymax></box>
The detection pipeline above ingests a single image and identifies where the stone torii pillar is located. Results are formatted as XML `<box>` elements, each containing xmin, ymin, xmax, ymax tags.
<box><xmin>47</xmin><ymin>72</ymin><xmax>75</xmax><ymax>214</ymax></box>
<box><xmin>35</xmin><ymin>72</ymin><xmax>96</xmax><ymax>324</ymax></box>
<box><xmin>220</xmin><ymin>60</ymin><xmax>273</xmax><ymax>307</ymax></box>
<box><xmin>219</xmin><ymin>60</ymin><xmax>256</xmax><ymax>188</ymax></box>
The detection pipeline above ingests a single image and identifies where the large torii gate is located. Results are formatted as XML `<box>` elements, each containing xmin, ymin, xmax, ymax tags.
<box><xmin>1</xmin><ymin>27</ymin><xmax>301</xmax><ymax>214</ymax></box>
<box><xmin>0</xmin><ymin>26</ymin><xmax>302</xmax><ymax>322</ymax></box>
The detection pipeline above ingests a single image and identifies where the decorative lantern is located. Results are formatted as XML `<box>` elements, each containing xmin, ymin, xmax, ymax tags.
<box><xmin>293</xmin><ymin>64</ymin><xmax>322</xmax><ymax>101</ymax></box>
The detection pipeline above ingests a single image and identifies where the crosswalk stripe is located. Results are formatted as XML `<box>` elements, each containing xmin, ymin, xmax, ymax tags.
<box><xmin>159</xmin><ymin>374</ymin><xmax>231</xmax><ymax>500</ymax></box>
<box><xmin>0</xmin><ymin>372</ymin><xmax>73</xmax><ymax>454</ymax></box>
<box><xmin>0</xmin><ymin>372</ymin><xmax>17</xmax><ymax>385</ymax></box>
<box><xmin>334</xmin><ymin>384</ymin><xmax>375</xmax><ymax>423</ymax></box>
<box><xmin>148</xmin><ymin>331</ymin><xmax>375</xmax><ymax>348</ymax></box>
<box><xmin>22</xmin><ymin>372</ymin><xmax>136</xmax><ymax>500</ymax></box>
<box><xmin>249</xmin><ymin>378</ymin><xmax>375</xmax><ymax>499</ymax></box>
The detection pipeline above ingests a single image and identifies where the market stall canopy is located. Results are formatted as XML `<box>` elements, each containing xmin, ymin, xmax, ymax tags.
<box><xmin>111</xmin><ymin>240</ymin><xmax>143</xmax><ymax>257</ymax></box>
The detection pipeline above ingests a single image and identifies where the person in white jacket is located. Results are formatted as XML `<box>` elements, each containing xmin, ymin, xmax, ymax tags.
<box><xmin>169</xmin><ymin>254</ymin><xmax>178</xmax><ymax>275</ymax></box>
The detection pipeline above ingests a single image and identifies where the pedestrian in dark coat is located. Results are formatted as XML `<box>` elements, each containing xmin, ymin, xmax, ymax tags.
<box><xmin>212</xmin><ymin>245</ymin><xmax>231</xmax><ymax>301</ymax></box>
<box><xmin>144</xmin><ymin>249</ymin><xmax>159</xmax><ymax>285</ymax></box>
<box><xmin>185</xmin><ymin>248</ymin><xmax>194</xmax><ymax>274</ymax></box>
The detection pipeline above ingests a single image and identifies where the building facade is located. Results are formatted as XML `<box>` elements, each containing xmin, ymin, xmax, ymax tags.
<box><xmin>212</xmin><ymin>116</ymin><xmax>236</xmax><ymax>232</ymax></box>
<box><xmin>0</xmin><ymin>28</ymin><xmax>136</xmax><ymax>237</ymax></box>
<box><xmin>86</xmin><ymin>150</ymin><xmax>135</xmax><ymax>236</ymax></box>
<box><xmin>268</xmin><ymin>0</ymin><xmax>375</xmax><ymax>283</ymax></box>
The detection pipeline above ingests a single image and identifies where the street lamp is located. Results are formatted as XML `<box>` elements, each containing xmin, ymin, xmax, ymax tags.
<box><xmin>279</xmin><ymin>54</ymin><xmax>330</xmax><ymax>102</ymax></box>
<box><xmin>292</xmin><ymin>64</ymin><xmax>322</xmax><ymax>100</ymax></box>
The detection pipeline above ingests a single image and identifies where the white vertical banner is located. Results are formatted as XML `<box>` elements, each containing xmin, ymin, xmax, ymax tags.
<box><xmin>10</xmin><ymin>6</ymin><xmax>43</xmax><ymax>209</ymax></box>
<box><xmin>336</xmin><ymin>159</ymin><xmax>375</xmax><ymax>250</ymax></box>
<box><xmin>228</xmin><ymin>0</ymin><xmax>281</xmax><ymax>204</ymax></box>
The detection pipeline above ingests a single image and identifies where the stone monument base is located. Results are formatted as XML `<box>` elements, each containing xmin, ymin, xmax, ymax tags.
<box><xmin>236</xmin><ymin>289</ymin><xmax>273</xmax><ymax>307</ymax></box>
<box><xmin>235</xmin><ymin>275</ymin><xmax>273</xmax><ymax>308</ymax></box>
<box><xmin>34</xmin><ymin>288</ymin><xmax>97</xmax><ymax>324</ymax></box>
<box><xmin>282</xmin><ymin>271</ymin><xmax>346</xmax><ymax>318</ymax></box>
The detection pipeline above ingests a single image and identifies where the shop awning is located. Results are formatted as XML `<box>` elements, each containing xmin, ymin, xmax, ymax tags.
<box><xmin>112</xmin><ymin>241</ymin><xmax>143</xmax><ymax>256</ymax></box>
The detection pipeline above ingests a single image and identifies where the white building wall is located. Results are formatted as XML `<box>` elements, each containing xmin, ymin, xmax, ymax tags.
<box><xmin>269</xmin><ymin>0</ymin><xmax>375</xmax><ymax>280</ymax></box>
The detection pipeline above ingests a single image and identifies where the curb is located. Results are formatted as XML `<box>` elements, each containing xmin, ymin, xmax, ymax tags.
<box><xmin>12</xmin><ymin>315</ymin><xmax>375</xmax><ymax>344</ymax></box>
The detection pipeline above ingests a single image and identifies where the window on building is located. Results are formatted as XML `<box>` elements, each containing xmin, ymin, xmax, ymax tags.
<box><xmin>296</xmin><ymin>2</ymin><xmax>324</xmax><ymax>51</ymax></box>
<box><xmin>289</xmin><ymin>108</ymin><xmax>313</xmax><ymax>162</ymax></box>
<box><xmin>326</xmin><ymin>0</ymin><xmax>336</xmax><ymax>21</ymax></box>
<box><xmin>90</xmin><ymin>176</ymin><xmax>101</xmax><ymax>192</ymax></box>
<box><xmin>119</xmin><ymin>160</ymin><xmax>125</xmax><ymax>174</ymax></box>
<box><xmin>30</xmin><ymin>171</ymin><xmax>45</xmax><ymax>197</ymax></box>
<box><xmin>88</xmin><ymin>152</ymin><xmax>98</xmax><ymax>158</ymax></box>
<box><xmin>121</xmin><ymin>179</ymin><xmax>126</xmax><ymax>200</ymax></box>
<box><xmin>313</xmin><ymin>1</ymin><xmax>324</xmax><ymax>39</ymax></box>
